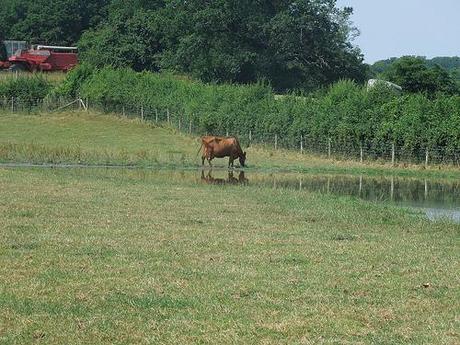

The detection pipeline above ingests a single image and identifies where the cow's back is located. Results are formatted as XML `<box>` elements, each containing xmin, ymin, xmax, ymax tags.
<box><xmin>212</xmin><ymin>137</ymin><xmax>239</xmax><ymax>157</ymax></box>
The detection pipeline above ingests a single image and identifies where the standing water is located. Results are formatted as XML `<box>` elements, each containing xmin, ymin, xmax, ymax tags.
<box><xmin>199</xmin><ymin>169</ymin><xmax>460</xmax><ymax>223</ymax></box>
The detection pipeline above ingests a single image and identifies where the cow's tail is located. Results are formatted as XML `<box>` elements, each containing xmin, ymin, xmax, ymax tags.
<box><xmin>196</xmin><ymin>142</ymin><xmax>203</xmax><ymax>157</ymax></box>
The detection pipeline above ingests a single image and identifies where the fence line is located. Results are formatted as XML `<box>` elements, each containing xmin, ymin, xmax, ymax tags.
<box><xmin>1</xmin><ymin>96</ymin><xmax>460</xmax><ymax>167</ymax></box>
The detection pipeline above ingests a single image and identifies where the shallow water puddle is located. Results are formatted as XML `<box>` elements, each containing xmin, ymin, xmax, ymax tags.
<box><xmin>198</xmin><ymin>169</ymin><xmax>460</xmax><ymax>223</ymax></box>
<box><xmin>2</xmin><ymin>164</ymin><xmax>459</xmax><ymax>223</ymax></box>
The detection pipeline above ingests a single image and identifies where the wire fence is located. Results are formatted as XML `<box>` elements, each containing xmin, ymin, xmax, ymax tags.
<box><xmin>2</xmin><ymin>96</ymin><xmax>460</xmax><ymax>167</ymax></box>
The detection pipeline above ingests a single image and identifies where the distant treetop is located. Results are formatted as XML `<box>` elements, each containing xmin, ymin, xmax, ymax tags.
<box><xmin>372</xmin><ymin>56</ymin><xmax>459</xmax><ymax>95</ymax></box>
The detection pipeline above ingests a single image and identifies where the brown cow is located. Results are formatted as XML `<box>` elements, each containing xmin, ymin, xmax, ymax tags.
<box><xmin>199</xmin><ymin>136</ymin><xmax>246</xmax><ymax>167</ymax></box>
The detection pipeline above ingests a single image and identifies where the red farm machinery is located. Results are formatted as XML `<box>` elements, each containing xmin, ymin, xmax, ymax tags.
<box><xmin>0</xmin><ymin>40</ymin><xmax>78</xmax><ymax>72</ymax></box>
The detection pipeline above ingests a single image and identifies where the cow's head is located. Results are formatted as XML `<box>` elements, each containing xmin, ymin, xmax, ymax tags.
<box><xmin>239</xmin><ymin>151</ymin><xmax>247</xmax><ymax>167</ymax></box>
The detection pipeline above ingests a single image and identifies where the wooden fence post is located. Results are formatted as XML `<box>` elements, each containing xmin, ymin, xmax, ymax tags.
<box><xmin>249</xmin><ymin>130</ymin><xmax>252</xmax><ymax>143</ymax></box>
<box><xmin>189</xmin><ymin>119</ymin><xmax>192</xmax><ymax>134</ymax></box>
<box><xmin>178</xmin><ymin>118</ymin><xmax>181</xmax><ymax>131</ymax></box>
<box><xmin>300</xmin><ymin>134</ymin><xmax>304</xmax><ymax>154</ymax></box>
<box><xmin>122</xmin><ymin>105</ymin><xmax>125</xmax><ymax>117</ymax></box>
<box><xmin>390</xmin><ymin>176</ymin><xmax>394</xmax><ymax>200</ymax></box>
<box><xmin>360</xmin><ymin>143</ymin><xmax>364</xmax><ymax>163</ymax></box>
<box><xmin>391</xmin><ymin>143</ymin><xmax>395</xmax><ymax>166</ymax></box>
<box><xmin>275</xmin><ymin>134</ymin><xmax>278</xmax><ymax>150</ymax></box>
<box><xmin>141</xmin><ymin>105</ymin><xmax>144</xmax><ymax>121</ymax></box>
<box><xmin>11</xmin><ymin>97</ymin><xmax>14</xmax><ymax>112</ymax></box>
<box><xmin>425</xmin><ymin>148</ymin><xmax>429</xmax><ymax>168</ymax></box>
<box><xmin>167</xmin><ymin>108</ymin><xmax>170</xmax><ymax>123</ymax></box>
<box><xmin>155</xmin><ymin>108</ymin><xmax>158</xmax><ymax>122</ymax></box>
<box><xmin>328</xmin><ymin>138</ymin><xmax>331</xmax><ymax>158</ymax></box>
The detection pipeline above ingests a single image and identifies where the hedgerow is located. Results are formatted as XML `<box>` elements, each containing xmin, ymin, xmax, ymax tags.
<box><xmin>60</xmin><ymin>66</ymin><xmax>460</xmax><ymax>156</ymax></box>
<box><xmin>0</xmin><ymin>75</ymin><xmax>51</xmax><ymax>104</ymax></box>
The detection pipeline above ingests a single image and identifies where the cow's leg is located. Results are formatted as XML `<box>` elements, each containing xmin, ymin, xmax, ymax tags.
<box><xmin>228</xmin><ymin>156</ymin><xmax>234</xmax><ymax>168</ymax></box>
<box><xmin>201</xmin><ymin>146</ymin><xmax>208</xmax><ymax>166</ymax></box>
<box><xmin>204</xmin><ymin>148</ymin><xmax>213</xmax><ymax>167</ymax></box>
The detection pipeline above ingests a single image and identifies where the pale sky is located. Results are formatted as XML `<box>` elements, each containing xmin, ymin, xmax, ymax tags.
<box><xmin>335</xmin><ymin>0</ymin><xmax>460</xmax><ymax>63</ymax></box>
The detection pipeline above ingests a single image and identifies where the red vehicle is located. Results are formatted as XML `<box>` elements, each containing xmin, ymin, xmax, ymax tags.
<box><xmin>8</xmin><ymin>45</ymin><xmax>78</xmax><ymax>72</ymax></box>
<box><xmin>0</xmin><ymin>61</ymin><xmax>11</xmax><ymax>69</ymax></box>
<box><xmin>0</xmin><ymin>40</ymin><xmax>26</xmax><ymax>70</ymax></box>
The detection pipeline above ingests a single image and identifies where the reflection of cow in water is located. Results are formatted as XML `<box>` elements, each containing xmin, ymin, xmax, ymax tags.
<box><xmin>198</xmin><ymin>136</ymin><xmax>246</xmax><ymax>168</ymax></box>
<box><xmin>201</xmin><ymin>170</ymin><xmax>248</xmax><ymax>185</ymax></box>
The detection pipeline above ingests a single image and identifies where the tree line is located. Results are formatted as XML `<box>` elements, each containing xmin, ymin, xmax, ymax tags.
<box><xmin>372</xmin><ymin>56</ymin><xmax>460</xmax><ymax>75</ymax></box>
<box><xmin>2</xmin><ymin>0</ymin><xmax>459</xmax><ymax>95</ymax></box>
<box><xmin>1</xmin><ymin>0</ymin><xmax>367</xmax><ymax>91</ymax></box>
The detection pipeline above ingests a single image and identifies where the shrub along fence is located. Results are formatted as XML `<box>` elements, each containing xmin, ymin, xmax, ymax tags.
<box><xmin>0</xmin><ymin>96</ymin><xmax>87</xmax><ymax>113</ymax></box>
<box><xmin>2</xmin><ymin>65</ymin><xmax>460</xmax><ymax>167</ymax></box>
<box><xmin>2</xmin><ymin>96</ymin><xmax>457</xmax><ymax>167</ymax></box>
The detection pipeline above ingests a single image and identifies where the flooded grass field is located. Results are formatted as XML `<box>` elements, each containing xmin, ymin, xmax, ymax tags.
<box><xmin>198</xmin><ymin>169</ymin><xmax>460</xmax><ymax>223</ymax></box>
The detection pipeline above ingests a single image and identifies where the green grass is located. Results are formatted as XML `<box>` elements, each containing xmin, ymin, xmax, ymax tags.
<box><xmin>0</xmin><ymin>111</ymin><xmax>194</xmax><ymax>167</ymax></box>
<box><xmin>1</xmin><ymin>110</ymin><xmax>460</xmax><ymax>179</ymax></box>
<box><xmin>0</xmin><ymin>111</ymin><xmax>459</xmax><ymax>343</ymax></box>
<box><xmin>0</xmin><ymin>168</ymin><xmax>458</xmax><ymax>344</ymax></box>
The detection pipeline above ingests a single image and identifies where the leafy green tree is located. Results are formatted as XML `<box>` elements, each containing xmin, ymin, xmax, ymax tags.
<box><xmin>371</xmin><ymin>56</ymin><xmax>460</xmax><ymax>83</ymax></box>
<box><xmin>1</xmin><ymin>0</ymin><xmax>109</xmax><ymax>45</ymax></box>
<box><xmin>383</xmin><ymin>57</ymin><xmax>429</xmax><ymax>92</ymax></box>
<box><xmin>427</xmin><ymin>64</ymin><xmax>458</xmax><ymax>94</ymax></box>
<box><xmin>0</xmin><ymin>35</ymin><xmax>6</xmax><ymax>61</ymax></box>
<box><xmin>384</xmin><ymin>56</ymin><xmax>457</xmax><ymax>94</ymax></box>
<box><xmin>428</xmin><ymin>56</ymin><xmax>460</xmax><ymax>70</ymax></box>
<box><xmin>259</xmin><ymin>2</ymin><xmax>367</xmax><ymax>90</ymax></box>
<box><xmin>0</xmin><ymin>0</ymin><xmax>23</xmax><ymax>40</ymax></box>
<box><xmin>79</xmin><ymin>0</ymin><xmax>367</xmax><ymax>91</ymax></box>
<box><xmin>79</xmin><ymin>9</ymin><xmax>164</xmax><ymax>71</ymax></box>
<box><xmin>369</xmin><ymin>57</ymin><xmax>397</xmax><ymax>76</ymax></box>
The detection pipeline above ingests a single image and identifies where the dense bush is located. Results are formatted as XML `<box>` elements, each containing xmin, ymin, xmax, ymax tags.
<box><xmin>68</xmin><ymin>66</ymin><xmax>460</xmax><ymax>156</ymax></box>
<box><xmin>51</xmin><ymin>62</ymin><xmax>95</xmax><ymax>97</ymax></box>
<box><xmin>0</xmin><ymin>75</ymin><xmax>51</xmax><ymax>104</ymax></box>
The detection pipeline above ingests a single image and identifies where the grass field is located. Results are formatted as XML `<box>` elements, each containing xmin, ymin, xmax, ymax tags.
<box><xmin>1</xmin><ymin>110</ymin><xmax>460</xmax><ymax>179</ymax></box>
<box><xmin>0</xmin><ymin>111</ymin><xmax>459</xmax><ymax>344</ymax></box>
<box><xmin>0</xmin><ymin>168</ymin><xmax>459</xmax><ymax>344</ymax></box>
